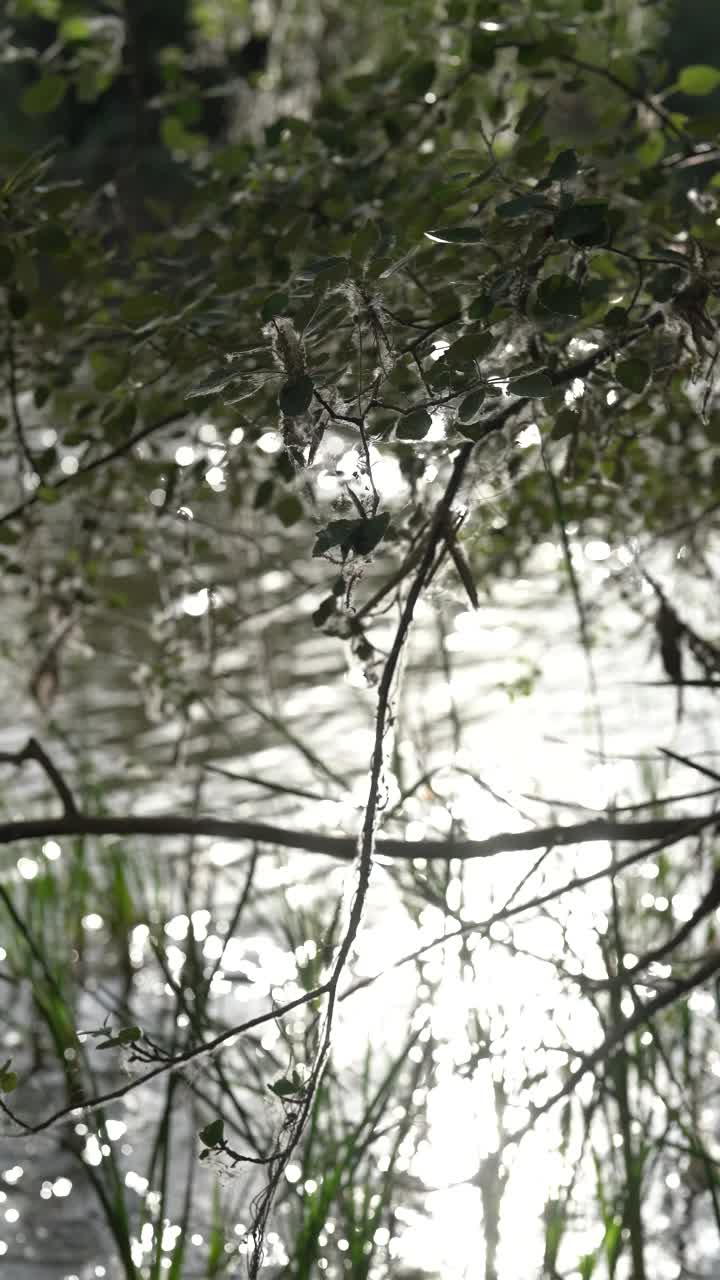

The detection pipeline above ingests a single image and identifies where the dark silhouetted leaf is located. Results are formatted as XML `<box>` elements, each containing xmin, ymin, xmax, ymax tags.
<box><xmin>254</xmin><ymin>479</ymin><xmax>274</xmax><ymax>509</ymax></box>
<box><xmin>313</xmin><ymin>511</ymin><xmax>391</xmax><ymax>558</ymax></box>
<box><xmin>268</xmin><ymin>1076</ymin><xmax>301</xmax><ymax>1098</ymax></box>
<box><xmin>274</xmin><ymin>493</ymin><xmax>304</xmax><ymax>526</ymax></box>
<box><xmin>537</xmin><ymin>275</ymin><xmax>583</xmax><ymax>317</ymax></box>
<box><xmin>397</xmin><ymin>408</ymin><xmax>432</xmax><ymax>440</ymax></box>
<box><xmin>467</xmin><ymin>295</ymin><xmax>494</xmax><ymax>321</ymax></box>
<box><xmin>616</xmin><ymin>359</ymin><xmax>650</xmax><ymax>394</ymax></box>
<box><xmin>279</xmin><ymin>375</ymin><xmax>314</xmax><ymax>416</ymax></box>
<box><xmin>117</xmin><ymin>1026</ymin><xmax>142</xmax><ymax>1045</ymax></box>
<box><xmin>313</xmin><ymin>596</ymin><xmax>337</xmax><ymax>627</ymax></box>
<box><xmin>445</xmin><ymin>332</ymin><xmax>495</xmax><ymax>368</ymax></box>
<box><xmin>547</xmin><ymin>149</ymin><xmax>578</xmax><ymax>181</ymax></box>
<box><xmin>457</xmin><ymin>390</ymin><xmax>486</xmax><ymax>423</ymax></box>
<box><xmin>508</xmin><ymin>371</ymin><xmax>553</xmax><ymax>398</ymax></box>
<box><xmin>403</xmin><ymin>59</ymin><xmax>436</xmax><ymax>96</ymax></box>
<box><xmin>604</xmin><ymin>307</ymin><xmax>629</xmax><ymax>328</ymax></box>
<box><xmin>470</xmin><ymin>33</ymin><xmax>497</xmax><ymax>69</ymax></box>
<box><xmin>261</xmin><ymin>292</ymin><xmax>289</xmax><ymax>321</ymax></box>
<box><xmin>496</xmin><ymin>195</ymin><xmax>550</xmax><ymax>219</ymax></box>
<box><xmin>199</xmin><ymin>1118</ymin><xmax>225</xmax><ymax>1148</ymax></box>
<box><xmin>553</xmin><ymin>202</ymin><xmax>609</xmax><ymax>243</ymax></box>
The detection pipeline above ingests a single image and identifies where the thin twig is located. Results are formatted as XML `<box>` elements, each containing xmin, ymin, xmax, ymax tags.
<box><xmin>0</xmin><ymin>736</ymin><xmax>78</xmax><ymax>816</ymax></box>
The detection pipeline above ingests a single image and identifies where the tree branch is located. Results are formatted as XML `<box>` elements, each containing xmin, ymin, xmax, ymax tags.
<box><xmin>0</xmin><ymin>810</ymin><xmax>711</xmax><ymax>860</ymax></box>
<box><xmin>0</xmin><ymin>410</ymin><xmax>187</xmax><ymax>528</ymax></box>
<box><xmin>0</xmin><ymin>737</ymin><xmax>78</xmax><ymax>817</ymax></box>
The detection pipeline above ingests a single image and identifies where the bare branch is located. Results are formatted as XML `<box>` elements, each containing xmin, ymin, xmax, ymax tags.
<box><xmin>0</xmin><ymin>737</ymin><xmax>78</xmax><ymax>817</ymax></box>
<box><xmin>0</xmin><ymin>809</ymin><xmax>712</xmax><ymax>860</ymax></box>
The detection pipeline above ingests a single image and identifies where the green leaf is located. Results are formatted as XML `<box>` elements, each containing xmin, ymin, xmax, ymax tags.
<box><xmin>636</xmin><ymin>131</ymin><xmax>665</xmax><ymax>169</ymax></box>
<box><xmin>161</xmin><ymin>115</ymin><xmax>189</xmax><ymax>150</ymax></box>
<box><xmin>0</xmin><ymin>245</ymin><xmax>14</xmax><ymax>280</ymax></box>
<box><xmin>553</xmin><ymin>202</ymin><xmax>609</xmax><ymax>243</ymax></box>
<box><xmin>604</xmin><ymin>307</ymin><xmax>629</xmax><ymax>328</ymax></box>
<box><xmin>21</xmin><ymin>75</ymin><xmax>68</xmax><ymax>117</ymax></box>
<box><xmin>508</xmin><ymin>371</ymin><xmax>553</xmax><ymax>398</ymax></box>
<box><xmin>397</xmin><ymin>408</ymin><xmax>432</xmax><ymax>440</ymax></box>
<box><xmin>90</xmin><ymin>352</ymin><xmax>126</xmax><ymax>392</ymax></box>
<box><xmin>676</xmin><ymin>65</ymin><xmax>720</xmax><ymax>96</ymax></box>
<box><xmin>274</xmin><ymin>493</ymin><xmax>304</xmax><ymax>526</ymax></box>
<box><xmin>346</xmin><ymin>511</ymin><xmax>391</xmax><ymax>556</ymax></box>
<box><xmin>470</xmin><ymin>32</ymin><xmax>497</xmax><ymax>70</ymax></box>
<box><xmin>456</xmin><ymin>420</ymin><xmax>486</xmax><ymax>441</ymax></box>
<box><xmin>279</xmin><ymin>375</ymin><xmax>314</xmax><ymax>416</ymax></box>
<box><xmin>0</xmin><ymin>1070</ymin><xmax>17</xmax><ymax>1093</ymax></box>
<box><xmin>268</xmin><ymin>1076</ymin><xmax>301</xmax><ymax>1098</ymax></box>
<box><xmin>467</xmin><ymin>295</ymin><xmax>494</xmax><ymax>321</ymax></box>
<box><xmin>515</xmin><ymin>95</ymin><xmax>547</xmax><ymax>134</ymax></box>
<box><xmin>649</xmin><ymin>267</ymin><xmax>683</xmax><ymax>302</ymax></box>
<box><xmin>313</xmin><ymin>511</ymin><xmax>391</xmax><ymax>558</ymax></box>
<box><xmin>445</xmin><ymin>331</ymin><xmax>495</xmax><ymax>368</ymax></box>
<box><xmin>457</xmin><ymin>390</ymin><xmax>486</xmax><ymax>422</ymax></box>
<box><xmin>547</xmin><ymin>149</ymin><xmax>578</xmax><ymax>181</ymax></box>
<box><xmin>60</xmin><ymin>16</ymin><xmax>91</xmax><ymax>40</ymax></box>
<box><xmin>424</xmin><ymin>226</ymin><xmax>485</xmax><ymax>244</ymax></box>
<box><xmin>261</xmin><ymin>292</ymin><xmax>289</xmax><ymax>321</ymax></box>
<box><xmin>496</xmin><ymin>194</ymin><xmax>551</xmax><ymax>219</ymax></box>
<box><xmin>537</xmin><ymin>275</ymin><xmax>583</xmax><ymax>317</ymax></box>
<box><xmin>403</xmin><ymin>59</ymin><xmax>436</xmax><ymax>96</ymax></box>
<box><xmin>616</xmin><ymin>358</ymin><xmax>650</xmax><ymax>394</ymax></box>
<box><xmin>199</xmin><ymin>1118</ymin><xmax>225</xmax><ymax>1148</ymax></box>
<box><xmin>116</xmin><ymin>1026</ymin><xmax>142</xmax><ymax>1045</ymax></box>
